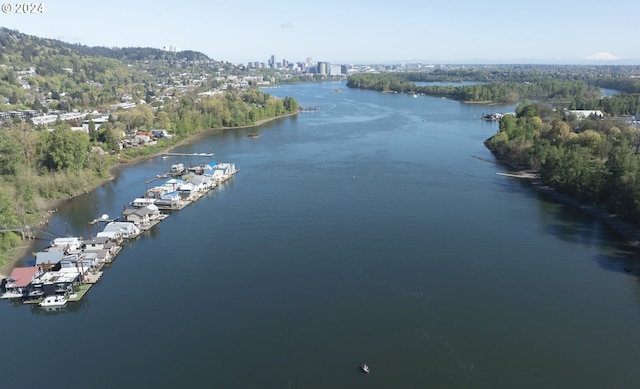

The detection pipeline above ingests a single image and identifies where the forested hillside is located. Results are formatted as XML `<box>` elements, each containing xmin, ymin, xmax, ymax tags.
<box><xmin>0</xmin><ymin>27</ymin><xmax>158</xmax><ymax>111</ymax></box>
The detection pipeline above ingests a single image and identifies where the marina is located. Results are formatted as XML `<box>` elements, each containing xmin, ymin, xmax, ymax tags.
<box><xmin>1</xmin><ymin>160</ymin><xmax>237</xmax><ymax>307</ymax></box>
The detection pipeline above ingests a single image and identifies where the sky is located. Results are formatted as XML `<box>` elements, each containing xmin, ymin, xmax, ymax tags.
<box><xmin>1</xmin><ymin>0</ymin><xmax>639</xmax><ymax>65</ymax></box>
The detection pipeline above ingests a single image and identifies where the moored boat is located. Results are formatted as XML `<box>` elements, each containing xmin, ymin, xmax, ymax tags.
<box><xmin>39</xmin><ymin>295</ymin><xmax>67</xmax><ymax>307</ymax></box>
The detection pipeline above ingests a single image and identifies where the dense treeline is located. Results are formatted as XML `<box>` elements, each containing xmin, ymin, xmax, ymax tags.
<box><xmin>347</xmin><ymin>73</ymin><xmax>602</xmax><ymax>104</ymax></box>
<box><xmin>1</xmin><ymin>27</ymin><xmax>211</xmax><ymax>63</ymax></box>
<box><xmin>347</xmin><ymin>70</ymin><xmax>640</xmax><ymax>115</ymax></box>
<box><xmin>486</xmin><ymin>101</ymin><xmax>640</xmax><ymax>221</ymax></box>
<box><xmin>394</xmin><ymin>65</ymin><xmax>640</xmax><ymax>87</ymax></box>
<box><xmin>590</xmin><ymin>77</ymin><xmax>640</xmax><ymax>94</ymax></box>
<box><xmin>71</xmin><ymin>46</ymin><xmax>211</xmax><ymax>62</ymax></box>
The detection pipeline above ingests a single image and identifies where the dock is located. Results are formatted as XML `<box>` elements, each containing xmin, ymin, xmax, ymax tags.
<box><xmin>162</xmin><ymin>152</ymin><xmax>214</xmax><ymax>157</ymax></box>
<box><xmin>496</xmin><ymin>172</ymin><xmax>538</xmax><ymax>179</ymax></box>
<box><xmin>83</xmin><ymin>271</ymin><xmax>103</xmax><ymax>284</ymax></box>
<box><xmin>67</xmin><ymin>284</ymin><xmax>92</xmax><ymax>302</ymax></box>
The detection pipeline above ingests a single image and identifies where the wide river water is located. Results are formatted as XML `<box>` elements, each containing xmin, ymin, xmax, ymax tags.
<box><xmin>3</xmin><ymin>81</ymin><xmax>640</xmax><ymax>388</ymax></box>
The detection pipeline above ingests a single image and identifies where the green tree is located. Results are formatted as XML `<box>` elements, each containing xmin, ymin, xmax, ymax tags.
<box><xmin>38</xmin><ymin>127</ymin><xmax>91</xmax><ymax>171</ymax></box>
<box><xmin>0</xmin><ymin>130</ymin><xmax>23</xmax><ymax>176</ymax></box>
<box><xmin>88</xmin><ymin>120</ymin><xmax>97</xmax><ymax>143</ymax></box>
<box><xmin>9</xmin><ymin>91</ymin><xmax>19</xmax><ymax>104</ymax></box>
<box><xmin>605</xmin><ymin>141</ymin><xmax>640</xmax><ymax>217</ymax></box>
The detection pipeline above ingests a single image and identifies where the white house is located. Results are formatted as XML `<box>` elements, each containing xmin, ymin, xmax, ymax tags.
<box><xmin>101</xmin><ymin>221</ymin><xmax>141</xmax><ymax>239</ymax></box>
<box><xmin>49</xmin><ymin>237</ymin><xmax>82</xmax><ymax>252</ymax></box>
<box><xmin>82</xmin><ymin>116</ymin><xmax>110</xmax><ymax>131</ymax></box>
<box><xmin>569</xmin><ymin>110</ymin><xmax>604</xmax><ymax>119</ymax></box>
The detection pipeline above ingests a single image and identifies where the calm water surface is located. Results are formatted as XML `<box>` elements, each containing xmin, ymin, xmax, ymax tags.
<box><xmin>2</xmin><ymin>81</ymin><xmax>640</xmax><ymax>389</ymax></box>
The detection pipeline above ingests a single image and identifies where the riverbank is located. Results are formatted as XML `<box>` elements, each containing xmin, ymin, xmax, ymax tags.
<box><xmin>0</xmin><ymin>112</ymin><xmax>298</xmax><ymax>280</ymax></box>
<box><xmin>109</xmin><ymin>112</ymin><xmax>297</xmax><ymax>177</ymax></box>
<box><xmin>485</xmin><ymin>140</ymin><xmax>640</xmax><ymax>249</ymax></box>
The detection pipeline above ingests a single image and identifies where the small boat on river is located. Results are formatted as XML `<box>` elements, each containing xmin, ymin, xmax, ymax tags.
<box><xmin>361</xmin><ymin>363</ymin><xmax>370</xmax><ymax>374</ymax></box>
<box><xmin>39</xmin><ymin>295</ymin><xmax>67</xmax><ymax>307</ymax></box>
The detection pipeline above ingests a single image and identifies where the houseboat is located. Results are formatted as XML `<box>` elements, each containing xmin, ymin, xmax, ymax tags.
<box><xmin>122</xmin><ymin>204</ymin><xmax>167</xmax><ymax>230</ymax></box>
<box><xmin>1</xmin><ymin>267</ymin><xmax>42</xmax><ymax>299</ymax></box>
<box><xmin>100</xmin><ymin>221</ymin><xmax>142</xmax><ymax>239</ymax></box>
<box><xmin>130</xmin><ymin>198</ymin><xmax>156</xmax><ymax>208</ymax></box>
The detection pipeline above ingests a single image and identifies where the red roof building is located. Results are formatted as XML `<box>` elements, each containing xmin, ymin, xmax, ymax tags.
<box><xmin>1</xmin><ymin>267</ymin><xmax>41</xmax><ymax>298</ymax></box>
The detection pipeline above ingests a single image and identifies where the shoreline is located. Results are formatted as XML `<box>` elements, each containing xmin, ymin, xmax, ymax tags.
<box><xmin>108</xmin><ymin>112</ymin><xmax>298</xmax><ymax>178</ymax></box>
<box><xmin>533</xmin><ymin>182</ymin><xmax>640</xmax><ymax>248</ymax></box>
<box><xmin>486</xmin><ymin>141</ymin><xmax>640</xmax><ymax>250</ymax></box>
<box><xmin>0</xmin><ymin>112</ymin><xmax>298</xmax><ymax>280</ymax></box>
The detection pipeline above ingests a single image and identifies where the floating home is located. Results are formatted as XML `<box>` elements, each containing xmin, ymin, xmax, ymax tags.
<box><xmin>2</xmin><ymin>160</ymin><xmax>238</xmax><ymax>308</ymax></box>
<box><xmin>122</xmin><ymin>204</ymin><xmax>168</xmax><ymax>230</ymax></box>
<box><xmin>100</xmin><ymin>221</ymin><xmax>142</xmax><ymax>240</ymax></box>
<box><xmin>0</xmin><ymin>267</ymin><xmax>42</xmax><ymax>299</ymax></box>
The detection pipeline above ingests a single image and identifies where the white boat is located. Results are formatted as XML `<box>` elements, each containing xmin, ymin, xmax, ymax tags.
<box><xmin>0</xmin><ymin>291</ymin><xmax>25</xmax><ymax>299</ymax></box>
<box><xmin>39</xmin><ymin>295</ymin><xmax>67</xmax><ymax>307</ymax></box>
<box><xmin>361</xmin><ymin>363</ymin><xmax>370</xmax><ymax>374</ymax></box>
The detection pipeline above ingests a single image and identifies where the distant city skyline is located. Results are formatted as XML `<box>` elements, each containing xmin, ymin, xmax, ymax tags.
<box><xmin>1</xmin><ymin>0</ymin><xmax>639</xmax><ymax>65</ymax></box>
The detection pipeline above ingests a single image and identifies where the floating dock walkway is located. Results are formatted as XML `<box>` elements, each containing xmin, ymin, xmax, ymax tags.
<box><xmin>162</xmin><ymin>152</ymin><xmax>214</xmax><ymax>157</ymax></box>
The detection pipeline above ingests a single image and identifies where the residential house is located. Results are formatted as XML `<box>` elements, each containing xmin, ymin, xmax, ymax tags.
<box><xmin>31</xmin><ymin>270</ymin><xmax>81</xmax><ymax>296</ymax></box>
<box><xmin>1</xmin><ymin>267</ymin><xmax>42</xmax><ymax>299</ymax></box>
<box><xmin>122</xmin><ymin>205</ymin><xmax>162</xmax><ymax>228</ymax></box>
<box><xmin>154</xmin><ymin>191</ymin><xmax>182</xmax><ymax>209</ymax></box>
<box><xmin>60</xmin><ymin>252</ymin><xmax>100</xmax><ymax>274</ymax></box>
<box><xmin>177</xmin><ymin>181</ymin><xmax>196</xmax><ymax>200</ymax></box>
<box><xmin>189</xmin><ymin>175</ymin><xmax>215</xmax><ymax>191</ymax></box>
<box><xmin>36</xmin><ymin>251</ymin><xmax>64</xmax><ymax>272</ymax></box>
<box><xmin>131</xmin><ymin>198</ymin><xmax>156</xmax><ymax>208</ymax></box>
<box><xmin>101</xmin><ymin>221</ymin><xmax>141</xmax><ymax>239</ymax></box>
<box><xmin>82</xmin><ymin>116</ymin><xmax>109</xmax><ymax>131</ymax></box>
<box><xmin>569</xmin><ymin>110</ymin><xmax>604</xmax><ymax>120</ymax></box>
<box><xmin>96</xmin><ymin>229</ymin><xmax>122</xmax><ymax>241</ymax></box>
<box><xmin>81</xmin><ymin>236</ymin><xmax>120</xmax><ymax>262</ymax></box>
<box><xmin>48</xmin><ymin>237</ymin><xmax>82</xmax><ymax>253</ymax></box>
<box><xmin>81</xmin><ymin>236</ymin><xmax>110</xmax><ymax>251</ymax></box>
<box><xmin>134</xmin><ymin>132</ymin><xmax>156</xmax><ymax>146</ymax></box>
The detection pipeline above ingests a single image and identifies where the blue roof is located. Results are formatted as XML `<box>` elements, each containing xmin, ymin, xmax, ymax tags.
<box><xmin>36</xmin><ymin>251</ymin><xmax>64</xmax><ymax>265</ymax></box>
<box><xmin>161</xmin><ymin>191</ymin><xmax>180</xmax><ymax>200</ymax></box>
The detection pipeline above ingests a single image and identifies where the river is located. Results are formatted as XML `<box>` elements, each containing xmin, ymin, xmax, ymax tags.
<box><xmin>2</xmin><ymin>81</ymin><xmax>640</xmax><ymax>389</ymax></box>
